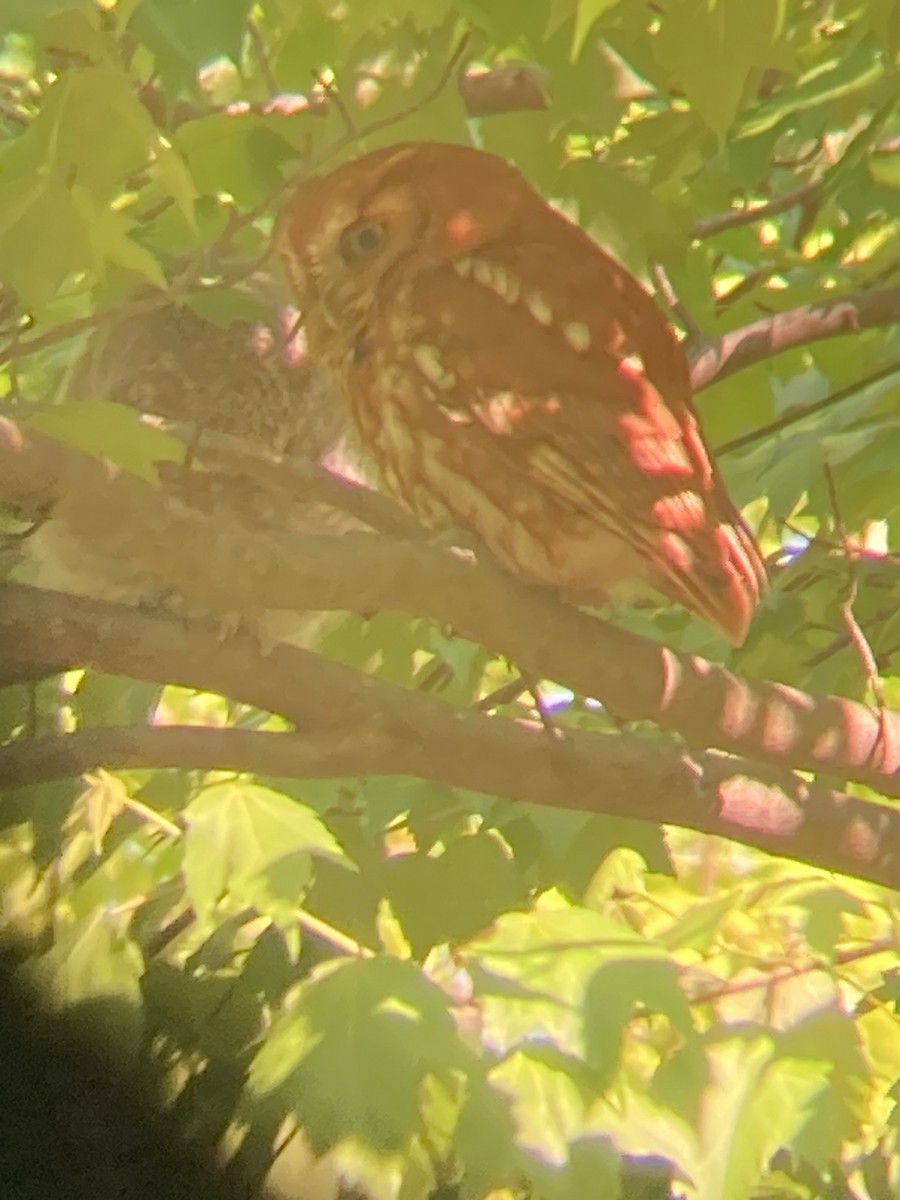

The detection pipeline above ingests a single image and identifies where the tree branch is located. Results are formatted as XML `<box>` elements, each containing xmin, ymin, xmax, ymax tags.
<box><xmin>689</xmin><ymin>287</ymin><xmax>900</xmax><ymax>392</ymax></box>
<box><xmin>1</xmin><ymin>607</ymin><xmax>898</xmax><ymax>888</ymax></box>
<box><xmin>186</xmin><ymin>432</ymin><xmax>418</xmax><ymax>537</ymax></box>
<box><xmin>690</xmin><ymin>98</ymin><xmax>897</xmax><ymax>246</ymax></box>
<box><xmin>0</xmin><ymin>418</ymin><xmax>898</xmax><ymax>796</ymax></box>
<box><xmin>714</xmin><ymin>358</ymin><xmax>900</xmax><ymax>454</ymax></box>
<box><xmin>690</xmin><ymin>180</ymin><xmax>822</xmax><ymax>241</ymax></box>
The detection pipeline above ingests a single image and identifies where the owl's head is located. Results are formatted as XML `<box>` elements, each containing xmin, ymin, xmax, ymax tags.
<box><xmin>276</xmin><ymin>141</ymin><xmax>535</xmax><ymax>328</ymax></box>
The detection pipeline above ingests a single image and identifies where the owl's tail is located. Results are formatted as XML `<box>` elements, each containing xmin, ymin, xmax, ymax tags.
<box><xmin>656</xmin><ymin>498</ymin><xmax>767</xmax><ymax>647</ymax></box>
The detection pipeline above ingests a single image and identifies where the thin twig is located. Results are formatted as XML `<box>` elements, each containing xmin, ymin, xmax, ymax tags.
<box><xmin>771</xmin><ymin>140</ymin><xmax>824</xmax><ymax>170</ymax></box>
<box><xmin>4</xmin><ymin>34</ymin><xmax>471</xmax><ymax>369</ymax></box>
<box><xmin>692</xmin><ymin>98</ymin><xmax>898</xmax><ymax>243</ymax></box>
<box><xmin>297</xmin><ymin>907</ymin><xmax>372</xmax><ymax>957</ymax></box>
<box><xmin>649</xmin><ymin>263</ymin><xmax>705</xmax><ymax>345</ymax></box>
<box><xmin>865</xmin><ymin>257</ymin><xmax>900</xmax><ymax>287</ymax></box>
<box><xmin>822</xmin><ymin>462</ymin><xmax>886</xmax><ymax>712</ymax></box>
<box><xmin>144</xmin><ymin>907</ymin><xmax>197</xmax><ymax>958</ymax></box>
<box><xmin>0</xmin><ymin>93</ymin><xmax>31</xmax><ymax>127</ymax></box>
<box><xmin>473</xmin><ymin>672</ymin><xmax>564</xmax><ymax>734</ymax></box>
<box><xmin>524</xmin><ymin>675</ymin><xmax>566</xmax><ymax>741</ymax></box>
<box><xmin>3</xmin><ymin>289</ymin><xmax>178</xmax><ymax>364</ymax></box>
<box><xmin>475</xmin><ymin>677</ymin><xmax>529</xmax><ymax>711</ymax></box>
<box><xmin>122</xmin><ymin>793</ymin><xmax>183</xmax><ymax>840</ymax></box>
<box><xmin>715</xmin><ymin>359</ymin><xmax>900</xmax><ymax>456</ymax></box>
<box><xmin>691</xmin><ymin>180</ymin><xmax>822</xmax><ymax>241</ymax></box>
<box><xmin>315</xmin><ymin>70</ymin><xmax>356</xmax><ymax>134</ymax></box>
<box><xmin>713</xmin><ymin>265</ymin><xmax>781</xmax><ymax>310</ymax></box>
<box><xmin>690</xmin><ymin>935</ymin><xmax>894</xmax><ymax>1006</ymax></box>
<box><xmin>303</xmin><ymin>32</ymin><xmax>472</xmax><ymax>176</ymax></box>
<box><xmin>804</xmin><ymin>604</ymin><xmax>895</xmax><ymax>670</ymax></box>
<box><xmin>245</xmin><ymin>17</ymin><xmax>279</xmax><ymax>96</ymax></box>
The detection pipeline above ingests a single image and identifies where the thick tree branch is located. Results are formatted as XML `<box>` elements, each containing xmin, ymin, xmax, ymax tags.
<box><xmin>689</xmin><ymin>286</ymin><xmax>900</xmax><ymax>392</ymax></box>
<box><xmin>186</xmin><ymin>433</ymin><xmax>418</xmax><ymax>536</ymax></box>
<box><xmin>0</xmin><ymin>419</ymin><xmax>898</xmax><ymax>796</ymax></box>
<box><xmin>0</xmin><ymin>602</ymin><xmax>897</xmax><ymax>888</ymax></box>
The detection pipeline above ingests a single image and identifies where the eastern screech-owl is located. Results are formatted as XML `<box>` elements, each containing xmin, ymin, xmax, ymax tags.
<box><xmin>19</xmin><ymin>294</ymin><xmax>367</xmax><ymax>622</ymax></box>
<box><xmin>277</xmin><ymin>141</ymin><xmax>766</xmax><ymax>643</ymax></box>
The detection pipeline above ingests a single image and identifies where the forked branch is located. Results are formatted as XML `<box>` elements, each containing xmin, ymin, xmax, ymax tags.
<box><xmin>1</xmin><ymin>587</ymin><xmax>899</xmax><ymax>889</ymax></box>
<box><xmin>0</xmin><ymin>418</ymin><xmax>897</xmax><ymax>798</ymax></box>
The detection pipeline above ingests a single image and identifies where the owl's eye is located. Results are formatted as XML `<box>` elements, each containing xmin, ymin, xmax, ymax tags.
<box><xmin>339</xmin><ymin>221</ymin><xmax>385</xmax><ymax>263</ymax></box>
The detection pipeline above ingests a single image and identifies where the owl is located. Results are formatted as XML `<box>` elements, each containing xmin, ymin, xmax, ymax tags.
<box><xmin>17</xmin><ymin>292</ymin><xmax>368</xmax><ymax>631</ymax></box>
<box><xmin>69</xmin><ymin>288</ymin><xmax>361</xmax><ymax>469</ymax></box>
<box><xmin>277</xmin><ymin>141</ymin><xmax>766</xmax><ymax>643</ymax></box>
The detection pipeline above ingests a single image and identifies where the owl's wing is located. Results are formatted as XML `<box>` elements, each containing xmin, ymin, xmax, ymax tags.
<box><xmin>387</xmin><ymin>241</ymin><xmax>764</xmax><ymax>642</ymax></box>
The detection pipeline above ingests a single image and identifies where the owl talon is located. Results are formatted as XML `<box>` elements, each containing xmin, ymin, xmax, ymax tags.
<box><xmin>210</xmin><ymin>611</ymin><xmax>282</xmax><ymax>657</ymax></box>
<box><xmin>418</xmin><ymin>524</ymin><xmax>480</xmax><ymax>554</ymax></box>
<box><xmin>214</xmin><ymin>611</ymin><xmax>243</xmax><ymax>642</ymax></box>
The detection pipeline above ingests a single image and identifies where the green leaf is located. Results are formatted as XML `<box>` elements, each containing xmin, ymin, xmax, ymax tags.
<box><xmin>128</xmin><ymin>0</ymin><xmax>254</xmax><ymax>90</ymax></box>
<box><xmin>870</xmin><ymin>152</ymin><xmax>900</xmax><ymax>189</ymax></box>
<box><xmin>563</xmin><ymin>158</ymin><xmax>690</xmax><ymax>271</ymax></box>
<box><xmin>655</xmin><ymin>893</ymin><xmax>739</xmax><ymax>953</ymax></box>
<box><xmin>0</xmin><ymin>9</ymin><xmax>193</xmax><ymax>303</ymax></box>
<box><xmin>690</xmin><ymin>1034</ymin><xmax>830</xmax><ymax>1200</ymax></box>
<box><xmin>583</xmin><ymin>957</ymin><xmax>695</xmax><ymax>1083</ymax></box>
<box><xmin>248</xmin><ymin>956</ymin><xmax>466</xmax><ymax>1152</ymax></box>
<box><xmin>70</xmin><ymin>185</ymin><xmax>167</xmax><ymax>289</ymax></box>
<box><xmin>0</xmin><ymin>171</ymin><xmax>89</xmax><ymax>307</ymax></box>
<box><xmin>463</xmin><ymin>905</ymin><xmax>690</xmax><ymax>1070</ymax></box>
<box><xmin>380</xmin><ymin>832</ymin><xmax>528</xmax><ymax>956</ymax></box>
<box><xmin>318</xmin><ymin>611</ymin><xmax>432</xmax><ymax>686</ymax></box>
<box><xmin>25</xmin><ymin>401</ymin><xmax>183</xmax><ymax>481</ymax></box>
<box><xmin>33</xmin><ymin>20</ymin><xmax>160</xmax><ymax>204</ymax></box>
<box><xmin>736</xmin><ymin>38</ymin><xmax>886</xmax><ymax>139</ymax></box>
<box><xmin>783</xmin><ymin>1007</ymin><xmax>868</xmax><ymax>1166</ymax></box>
<box><xmin>182</xmin><ymin>781</ymin><xmax>352</xmax><ymax>923</ymax></box>
<box><xmin>173</xmin><ymin>112</ymin><xmax>295</xmax><ymax>207</ymax></box>
<box><xmin>150</xmin><ymin>137</ymin><xmax>198</xmax><ymax>222</ymax></box>
<box><xmin>546</xmin><ymin>0</ymin><xmax>577</xmax><ymax>39</ymax></box>
<box><xmin>423</xmin><ymin>625</ymin><xmax>486</xmax><ymax>698</ymax></box>
<box><xmin>70</xmin><ymin>671</ymin><xmax>161</xmax><ymax>729</ymax></box>
<box><xmin>569</xmin><ymin>0</ymin><xmax>624</xmax><ymax>60</ymax></box>
<box><xmin>654</xmin><ymin>0</ymin><xmax>787</xmax><ymax>144</ymax></box>
<box><xmin>33</xmin><ymin>911</ymin><xmax>144</xmax><ymax>1054</ymax></box>
<box><xmin>3</xmin><ymin>0</ymin><xmax>95</xmax><ymax>30</ymax></box>
<box><xmin>487</xmin><ymin>1045</ymin><xmax>591</xmax><ymax>1167</ymax></box>
<box><xmin>584</xmin><ymin>1084</ymin><xmax>696</xmax><ymax>1182</ymax></box>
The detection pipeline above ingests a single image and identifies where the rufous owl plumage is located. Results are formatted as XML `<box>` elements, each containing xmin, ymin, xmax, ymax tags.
<box><xmin>277</xmin><ymin>141</ymin><xmax>766</xmax><ymax>643</ymax></box>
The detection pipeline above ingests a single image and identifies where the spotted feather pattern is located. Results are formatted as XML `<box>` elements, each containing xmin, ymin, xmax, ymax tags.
<box><xmin>277</xmin><ymin>142</ymin><xmax>766</xmax><ymax>643</ymax></box>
